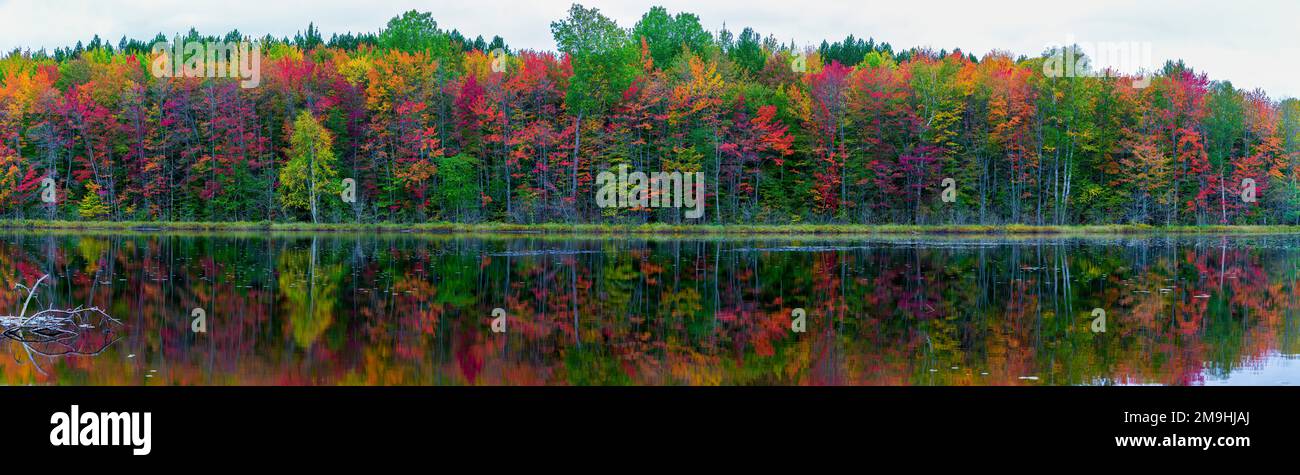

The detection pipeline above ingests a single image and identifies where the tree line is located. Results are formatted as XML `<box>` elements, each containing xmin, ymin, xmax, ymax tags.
<box><xmin>1</xmin><ymin>5</ymin><xmax>1297</xmax><ymax>225</ymax></box>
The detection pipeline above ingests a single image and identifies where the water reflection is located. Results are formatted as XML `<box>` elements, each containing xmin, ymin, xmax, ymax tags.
<box><xmin>1</xmin><ymin>231</ymin><xmax>1298</xmax><ymax>386</ymax></box>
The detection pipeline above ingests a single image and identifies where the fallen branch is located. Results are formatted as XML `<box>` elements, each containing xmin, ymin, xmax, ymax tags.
<box><xmin>13</xmin><ymin>273</ymin><xmax>48</xmax><ymax>327</ymax></box>
<box><xmin>1</xmin><ymin>275</ymin><xmax>123</xmax><ymax>373</ymax></box>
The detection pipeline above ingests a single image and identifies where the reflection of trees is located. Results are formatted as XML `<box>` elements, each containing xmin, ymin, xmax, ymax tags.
<box><xmin>1</xmin><ymin>233</ymin><xmax>1299</xmax><ymax>385</ymax></box>
<box><xmin>279</xmin><ymin>237</ymin><xmax>343</xmax><ymax>349</ymax></box>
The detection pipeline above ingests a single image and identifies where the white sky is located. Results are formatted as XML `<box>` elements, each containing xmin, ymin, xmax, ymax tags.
<box><xmin>1</xmin><ymin>0</ymin><xmax>1296</xmax><ymax>99</ymax></box>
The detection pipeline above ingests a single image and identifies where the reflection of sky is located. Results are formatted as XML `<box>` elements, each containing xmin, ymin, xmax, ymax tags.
<box><xmin>1202</xmin><ymin>354</ymin><xmax>1300</xmax><ymax>386</ymax></box>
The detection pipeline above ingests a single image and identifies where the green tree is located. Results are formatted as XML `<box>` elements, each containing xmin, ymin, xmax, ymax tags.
<box><xmin>551</xmin><ymin>4</ymin><xmax>638</xmax><ymax>205</ymax></box>
<box><xmin>727</xmin><ymin>27</ymin><xmax>766</xmax><ymax>75</ymax></box>
<box><xmin>378</xmin><ymin>10</ymin><xmax>454</xmax><ymax>57</ymax></box>
<box><xmin>1279</xmin><ymin>98</ymin><xmax>1300</xmax><ymax>222</ymax></box>
<box><xmin>632</xmin><ymin>6</ymin><xmax>713</xmax><ymax>68</ymax></box>
<box><xmin>438</xmin><ymin>153</ymin><xmax>481</xmax><ymax>220</ymax></box>
<box><xmin>280</xmin><ymin>111</ymin><xmax>339</xmax><ymax>224</ymax></box>
<box><xmin>551</xmin><ymin>4</ymin><xmax>637</xmax><ymax>113</ymax></box>
<box><xmin>1205</xmin><ymin>81</ymin><xmax>1246</xmax><ymax>223</ymax></box>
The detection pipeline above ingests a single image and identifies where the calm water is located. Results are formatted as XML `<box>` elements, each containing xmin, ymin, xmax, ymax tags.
<box><xmin>1</xmin><ymin>231</ymin><xmax>1298</xmax><ymax>386</ymax></box>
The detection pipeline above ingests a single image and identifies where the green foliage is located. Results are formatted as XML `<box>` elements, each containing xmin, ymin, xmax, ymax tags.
<box><xmin>632</xmin><ymin>6</ymin><xmax>714</xmax><ymax>67</ymax></box>
<box><xmin>378</xmin><ymin>10</ymin><xmax>454</xmax><ymax>57</ymax></box>
<box><xmin>1</xmin><ymin>5</ymin><xmax>1294</xmax><ymax>229</ymax></box>
<box><xmin>551</xmin><ymin>4</ymin><xmax>638</xmax><ymax>115</ymax></box>
<box><xmin>726</xmin><ymin>27</ymin><xmax>767</xmax><ymax>75</ymax></box>
<box><xmin>437</xmin><ymin>153</ymin><xmax>480</xmax><ymax>220</ymax></box>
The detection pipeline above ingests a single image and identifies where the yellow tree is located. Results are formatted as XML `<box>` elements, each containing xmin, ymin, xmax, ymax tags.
<box><xmin>280</xmin><ymin>111</ymin><xmax>338</xmax><ymax>223</ymax></box>
<box><xmin>78</xmin><ymin>182</ymin><xmax>110</xmax><ymax>220</ymax></box>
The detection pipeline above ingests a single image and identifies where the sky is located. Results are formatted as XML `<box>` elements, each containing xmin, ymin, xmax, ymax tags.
<box><xmin>1</xmin><ymin>0</ymin><xmax>1295</xmax><ymax>98</ymax></box>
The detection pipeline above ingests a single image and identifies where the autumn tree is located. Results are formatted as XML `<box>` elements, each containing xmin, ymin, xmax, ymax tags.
<box><xmin>0</xmin><ymin>7</ymin><xmax>1291</xmax><ymax>228</ymax></box>
<box><xmin>280</xmin><ymin>111</ymin><xmax>338</xmax><ymax>223</ymax></box>
<box><xmin>551</xmin><ymin>4</ymin><xmax>637</xmax><ymax>215</ymax></box>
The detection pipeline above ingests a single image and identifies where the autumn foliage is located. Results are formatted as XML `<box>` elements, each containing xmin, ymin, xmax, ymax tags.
<box><xmin>0</xmin><ymin>7</ymin><xmax>1297</xmax><ymax>225</ymax></box>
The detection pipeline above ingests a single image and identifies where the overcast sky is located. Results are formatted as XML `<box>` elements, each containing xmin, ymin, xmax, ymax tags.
<box><xmin>1</xmin><ymin>0</ymin><xmax>1295</xmax><ymax>98</ymax></box>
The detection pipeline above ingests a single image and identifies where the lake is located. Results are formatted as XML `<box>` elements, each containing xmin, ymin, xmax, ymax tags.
<box><xmin>1</xmin><ymin>231</ymin><xmax>1297</xmax><ymax>385</ymax></box>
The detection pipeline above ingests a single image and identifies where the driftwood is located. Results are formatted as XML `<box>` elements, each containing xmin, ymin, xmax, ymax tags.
<box><xmin>2</xmin><ymin>275</ymin><xmax>123</xmax><ymax>374</ymax></box>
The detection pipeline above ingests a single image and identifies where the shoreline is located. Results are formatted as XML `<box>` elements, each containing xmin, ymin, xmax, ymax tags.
<box><xmin>4</xmin><ymin>220</ymin><xmax>1300</xmax><ymax>236</ymax></box>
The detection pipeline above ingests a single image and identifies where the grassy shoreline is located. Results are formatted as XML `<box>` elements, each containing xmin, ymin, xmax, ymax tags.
<box><xmin>4</xmin><ymin>219</ymin><xmax>1300</xmax><ymax>235</ymax></box>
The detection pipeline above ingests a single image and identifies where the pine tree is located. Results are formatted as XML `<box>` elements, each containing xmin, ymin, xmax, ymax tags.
<box><xmin>78</xmin><ymin>182</ymin><xmax>110</xmax><ymax>220</ymax></box>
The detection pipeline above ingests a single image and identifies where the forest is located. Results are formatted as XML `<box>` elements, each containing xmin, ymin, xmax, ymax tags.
<box><xmin>1</xmin><ymin>5</ymin><xmax>1298</xmax><ymax>226</ymax></box>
